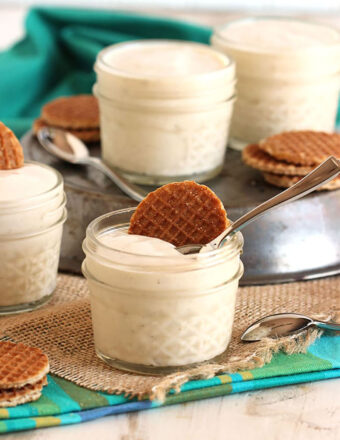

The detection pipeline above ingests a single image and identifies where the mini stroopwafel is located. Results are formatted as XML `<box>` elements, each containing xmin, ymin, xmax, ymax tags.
<box><xmin>41</xmin><ymin>95</ymin><xmax>99</xmax><ymax>129</ymax></box>
<box><xmin>259</xmin><ymin>131</ymin><xmax>340</xmax><ymax>166</ymax></box>
<box><xmin>0</xmin><ymin>122</ymin><xmax>24</xmax><ymax>170</ymax></box>
<box><xmin>128</xmin><ymin>181</ymin><xmax>229</xmax><ymax>247</ymax></box>
<box><xmin>0</xmin><ymin>377</ymin><xmax>47</xmax><ymax>408</ymax></box>
<box><xmin>242</xmin><ymin>144</ymin><xmax>313</xmax><ymax>176</ymax></box>
<box><xmin>263</xmin><ymin>172</ymin><xmax>340</xmax><ymax>191</ymax></box>
<box><xmin>0</xmin><ymin>341</ymin><xmax>49</xmax><ymax>389</ymax></box>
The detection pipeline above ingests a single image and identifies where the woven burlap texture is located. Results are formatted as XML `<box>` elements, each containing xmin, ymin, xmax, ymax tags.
<box><xmin>0</xmin><ymin>274</ymin><xmax>339</xmax><ymax>401</ymax></box>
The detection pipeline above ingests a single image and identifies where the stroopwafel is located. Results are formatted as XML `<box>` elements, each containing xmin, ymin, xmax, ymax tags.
<box><xmin>0</xmin><ymin>341</ymin><xmax>49</xmax><ymax>389</ymax></box>
<box><xmin>0</xmin><ymin>377</ymin><xmax>47</xmax><ymax>408</ymax></box>
<box><xmin>41</xmin><ymin>95</ymin><xmax>99</xmax><ymax>129</ymax></box>
<box><xmin>242</xmin><ymin>143</ymin><xmax>313</xmax><ymax>176</ymax></box>
<box><xmin>128</xmin><ymin>181</ymin><xmax>229</xmax><ymax>247</ymax></box>
<box><xmin>0</xmin><ymin>122</ymin><xmax>24</xmax><ymax>170</ymax></box>
<box><xmin>259</xmin><ymin>131</ymin><xmax>340</xmax><ymax>166</ymax></box>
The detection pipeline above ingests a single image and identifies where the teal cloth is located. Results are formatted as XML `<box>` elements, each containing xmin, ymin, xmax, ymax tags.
<box><xmin>0</xmin><ymin>335</ymin><xmax>339</xmax><ymax>433</ymax></box>
<box><xmin>0</xmin><ymin>7</ymin><xmax>211</xmax><ymax>138</ymax></box>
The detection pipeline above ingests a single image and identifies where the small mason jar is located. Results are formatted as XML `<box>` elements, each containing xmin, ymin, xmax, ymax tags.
<box><xmin>94</xmin><ymin>40</ymin><xmax>236</xmax><ymax>185</ymax></box>
<box><xmin>82</xmin><ymin>208</ymin><xmax>244</xmax><ymax>375</ymax></box>
<box><xmin>0</xmin><ymin>162</ymin><xmax>67</xmax><ymax>314</ymax></box>
<box><xmin>211</xmin><ymin>17</ymin><xmax>340</xmax><ymax>150</ymax></box>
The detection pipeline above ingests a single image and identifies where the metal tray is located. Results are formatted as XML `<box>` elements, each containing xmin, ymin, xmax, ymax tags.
<box><xmin>21</xmin><ymin>130</ymin><xmax>340</xmax><ymax>285</ymax></box>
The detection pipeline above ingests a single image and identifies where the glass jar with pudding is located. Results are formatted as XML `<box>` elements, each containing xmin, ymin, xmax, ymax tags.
<box><xmin>82</xmin><ymin>208</ymin><xmax>243</xmax><ymax>374</ymax></box>
<box><xmin>0</xmin><ymin>162</ymin><xmax>66</xmax><ymax>314</ymax></box>
<box><xmin>211</xmin><ymin>17</ymin><xmax>340</xmax><ymax>150</ymax></box>
<box><xmin>94</xmin><ymin>40</ymin><xmax>235</xmax><ymax>184</ymax></box>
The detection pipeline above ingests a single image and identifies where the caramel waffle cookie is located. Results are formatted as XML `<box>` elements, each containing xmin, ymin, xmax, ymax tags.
<box><xmin>242</xmin><ymin>143</ymin><xmax>313</xmax><ymax>176</ymax></box>
<box><xmin>259</xmin><ymin>131</ymin><xmax>340</xmax><ymax>166</ymax></box>
<box><xmin>0</xmin><ymin>341</ymin><xmax>49</xmax><ymax>389</ymax></box>
<box><xmin>33</xmin><ymin>117</ymin><xmax>100</xmax><ymax>143</ymax></box>
<box><xmin>129</xmin><ymin>181</ymin><xmax>229</xmax><ymax>247</ymax></box>
<box><xmin>41</xmin><ymin>95</ymin><xmax>99</xmax><ymax>129</ymax></box>
<box><xmin>0</xmin><ymin>122</ymin><xmax>24</xmax><ymax>170</ymax></box>
<box><xmin>263</xmin><ymin>172</ymin><xmax>340</xmax><ymax>191</ymax></box>
<box><xmin>0</xmin><ymin>377</ymin><xmax>47</xmax><ymax>408</ymax></box>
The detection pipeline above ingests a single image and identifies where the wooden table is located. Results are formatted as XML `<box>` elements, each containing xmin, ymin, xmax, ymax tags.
<box><xmin>0</xmin><ymin>6</ymin><xmax>339</xmax><ymax>439</ymax></box>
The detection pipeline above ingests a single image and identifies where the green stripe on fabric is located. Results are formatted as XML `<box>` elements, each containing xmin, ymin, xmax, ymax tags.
<box><xmin>29</xmin><ymin>394</ymin><xmax>61</xmax><ymax>417</ymax></box>
<box><xmin>52</xmin><ymin>377</ymin><xmax>109</xmax><ymax>409</ymax></box>
<box><xmin>250</xmin><ymin>352</ymin><xmax>333</xmax><ymax>379</ymax></box>
<box><xmin>161</xmin><ymin>383</ymin><xmax>233</xmax><ymax>406</ymax></box>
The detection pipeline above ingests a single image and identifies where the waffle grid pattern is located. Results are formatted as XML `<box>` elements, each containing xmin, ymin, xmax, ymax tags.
<box><xmin>259</xmin><ymin>131</ymin><xmax>340</xmax><ymax>166</ymax></box>
<box><xmin>242</xmin><ymin>143</ymin><xmax>313</xmax><ymax>176</ymax></box>
<box><xmin>128</xmin><ymin>181</ymin><xmax>229</xmax><ymax>247</ymax></box>
<box><xmin>0</xmin><ymin>341</ymin><xmax>49</xmax><ymax>389</ymax></box>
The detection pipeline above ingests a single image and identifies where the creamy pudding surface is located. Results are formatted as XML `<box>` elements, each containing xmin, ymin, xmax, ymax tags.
<box><xmin>218</xmin><ymin>19</ymin><xmax>340</xmax><ymax>51</ymax></box>
<box><xmin>83</xmin><ymin>226</ymin><xmax>243</xmax><ymax>371</ymax></box>
<box><xmin>0</xmin><ymin>163</ymin><xmax>58</xmax><ymax>202</ymax></box>
<box><xmin>102</xmin><ymin>41</ymin><xmax>227</xmax><ymax>76</ymax></box>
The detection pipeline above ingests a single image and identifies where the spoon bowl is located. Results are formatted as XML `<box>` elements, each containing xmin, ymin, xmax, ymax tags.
<box><xmin>241</xmin><ymin>312</ymin><xmax>340</xmax><ymax>342</ymax></box>
<box><xmin>37</xmin><ymin>127</ymin><xmax>148</xmax><ymax>202</ymax></box>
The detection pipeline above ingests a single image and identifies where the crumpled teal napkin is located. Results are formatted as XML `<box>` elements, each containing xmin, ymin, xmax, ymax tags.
<box><xmin>0</xmin><ymin>7</ymin><xmax>211</xmax><ymax>137</ymax></box>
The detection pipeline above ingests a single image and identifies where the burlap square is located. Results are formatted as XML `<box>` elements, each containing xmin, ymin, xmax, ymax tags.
<box><xmin>0</xmin><ymin>274</ymin><xmax>339</xmax><ymax>400</ymax></box>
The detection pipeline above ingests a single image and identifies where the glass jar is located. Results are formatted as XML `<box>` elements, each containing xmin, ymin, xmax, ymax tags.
<box><xmin>211</xmin><ymin>17</ymin><xmax>340</xmax><ymax>150</ymax></box>
<box><xmin>0</xmin><ymin>162</ymin><xmax>67</xmax><ymax>314</ymax></box>
<box><xmin>94</xmin><ymin>40</ymin><xmax>236</xmax><ymax>184</ymax></box>
<box><xmin>82</xmin><ymin>208</ymin><xmax>244</xmax><ymax>375</ymax></box>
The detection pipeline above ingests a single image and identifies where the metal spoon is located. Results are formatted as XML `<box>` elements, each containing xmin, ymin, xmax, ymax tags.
<box><xmin>177</xmin><ymin>156</ymin><xmax>340</xmax><ymax>254</ymax></box>
<box><xmin>241</xmin><ymin>312</ymin><xmax>340</xmax><ymax>342</ymax></box>
<box><xmin>37</xmin><ymin>127</ymin><xmax>148</xmax><ymax>202</ymax></box>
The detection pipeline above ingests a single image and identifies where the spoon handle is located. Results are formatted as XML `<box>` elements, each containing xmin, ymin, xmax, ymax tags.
<box><xmin>85</xmin><ymin>157</ymin><xmax>148</xmax><ymax>203</ymax></box>
<box><xmin>215</xmin><ymin>156</ymin><xmax>340</xmax><ymax>247</ymax></box>
<box><xmin>313</xmin><ymin>320</ymin><xmax>340</xmax><ymax>331</ymax></box>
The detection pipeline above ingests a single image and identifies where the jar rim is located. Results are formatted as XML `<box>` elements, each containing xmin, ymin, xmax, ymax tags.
<box><xmin>213</xmin><ymin>15</ymin><xmax>340</xmax><ymax>55</ymax></box>
<box><xmin>93</xmin><ymin>83</ymin><xmax>237</xmax><ymax>109</ymax></box>
<box><xmin>0</xmin><ymin>161</ymin><xmax>63</xmax><ymax>209</ymax></box>
<box><xmin>95</xmin><ymin>39</ymin><xmax>235</xmax><ymax>81</ymax></box>
<box><xmin>84</xmin><ymin>207</ymin><xmax>243</xmax><ymax>266</ymax></box>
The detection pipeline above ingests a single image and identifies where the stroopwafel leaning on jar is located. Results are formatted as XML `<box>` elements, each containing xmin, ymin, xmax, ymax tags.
<box><xmin>242</xmin><ymin>130</ymin><xmax>340</xmax><ymax>190</ymax></box>
<box><xmin>0</xmin><ymin>121</ymin><xmax>67</xmax><ymax>314</ymax></box>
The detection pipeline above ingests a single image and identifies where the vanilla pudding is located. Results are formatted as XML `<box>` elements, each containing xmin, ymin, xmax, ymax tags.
<box><xmin>94</xmin><ymin>40</ymin><xmax>235</xmax><ymax>184</ymax></box>
<box><xmin>82</xmin><ymin>208</ymin><xmax>243</xmax><ymax>374</ymax></box>
<box><xmin>0</xmin><ymin>162</ymin><xmax>66</xmax><ymax>313</ymax></box>
<box><xmin>211</xmin><ymin>17</ymin><xmax>340</xmax><ymax>149</ymax></box>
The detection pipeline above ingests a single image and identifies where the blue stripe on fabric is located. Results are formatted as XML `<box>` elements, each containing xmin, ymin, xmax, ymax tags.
<box><xmin>78</xmin><ymin>400</ymin><xmax>153</xmax><ymax>422</ymax></box>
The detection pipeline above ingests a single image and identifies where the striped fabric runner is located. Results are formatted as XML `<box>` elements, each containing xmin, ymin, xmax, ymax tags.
<box><xmin>0</xmin><ymin>334</ymin><xmax>339</xmax><ymax>433</ymax></box>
